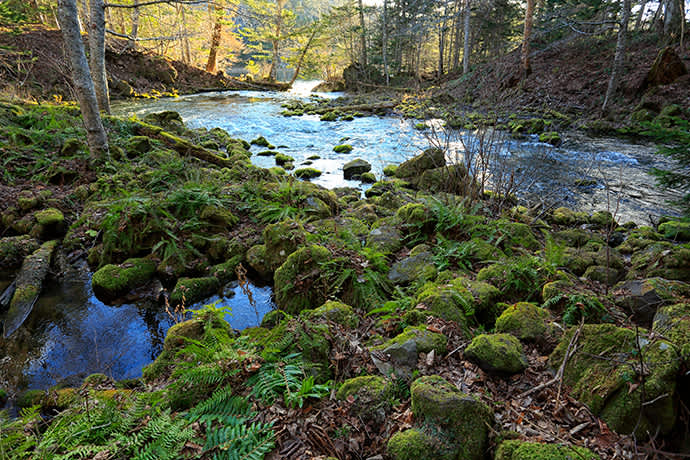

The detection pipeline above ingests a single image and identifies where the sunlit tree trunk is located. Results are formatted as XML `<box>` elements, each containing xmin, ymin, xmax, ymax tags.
<box><xmin>288</xmin><ymin>27</ymin><xmax>318</xmax><ymax>86</ymax></box>
<box><xmin>462</xmin><ymin>0</ymin><xmax>470</xmax><ymax>74</ymax></box>
<box><xmin>268</xmin><ymin>0</ymin><xmax>285</xmax><ymax>81</ymax></box>
<box><xmin>522</xmin><ymin>0</ymin><xmax>535</xmax><ymax>75</ymax></box>
<box><xmin>129</xmin><ymin>0</ymin><xmax>139</xmax><ymax>50</ymax></box>
<box><xmin>88</xmin><ymin>0</ymin><xmax>110</xmax><ymax>113</ymax></box>
<box><xmin>58</xmin><ymin>0</ymin><xmax>109</xmax><ymax>160</ymax></box>
<box><xmin>206</xmin><ymin>4</ymin><xmax>223</xmax><ymax>73</ymax></box>
<box><xmin>602</xmin><ymin>0</ymin><xmax>631</xmax><ymax>112</ymax></box>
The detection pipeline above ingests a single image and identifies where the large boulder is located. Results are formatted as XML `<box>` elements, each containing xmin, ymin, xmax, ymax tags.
<box><xmin>343</xmin><ymin>158</ymin><xmax>371</xmax><ymax>179</ymax></box>
<box><xmin>614</xmin><ymin>278</ymin><xmax>690</xmax><ymax>326</ymax></box>
<box><xmin>371</xmin><ymin>326</ymin><xmax>447</xmax><ymax>378</ymax></box>
<box><xmin>495</xmin><ymin>302</ymin><xmax>550</xmax><ymax>341</ymax></box>
<box><xmin>336</xmin><ymin>375</ymin><xmax>392</xmax><ymax>423</ymax></box>
<box><xmin>464</xmin><ymin>333</ymin><xmax>528</xmax><ymax>374</ymax></box>
<box><xmin>641</xmin><ymin>46</ymin><xmax>687</xmax><ymax>90</ymax></box>
<box><xmin>388</xmin><ymin>244</ymin><xmax>437</xmax><ymax>285</ymax></box>
<box><xmin>395</xmin><ymin>148</ymin><xmax>445</xmax><ymax>181</ymax></box>
<box><xmin>653</xmin><ymin>303</ymin><xmax>690</xmax><ymax>366</ymax></box>
<box><xmin>629</xmin><ymin>243</ymin><xmax>690</xmax><ymax>282</ymax></box>
<box><xmin>366</xmin><ymin>224</ymin><xmax>403</xmax><ymax>254</ymax></box>
<box><xmin>274</xmin><ymin>245</ymin><xmax>331</xmax><ymax>314</ymax></box>
<box><xmin>410</xmin><ymin>375</ymin><xmax>493</xmax><ymax>460</ymax></box>
<box><xmin>495</xmin><ymin>440</ymin><xmax>600</xmax><ymax>460</ymax></box>
<box><xmin>92</xmin><ymin>258</ymin><xmax>156</xmax><ymax>303</ymax></box>
<box><xmin>0</xmin><ymin>235</ymin><xmax>39</xmax><ymax>269</ymax></box>
<box><xmin>549</xmin><ymin>323</ymin><xmax>679</xmax><ymax>437</ymax></box>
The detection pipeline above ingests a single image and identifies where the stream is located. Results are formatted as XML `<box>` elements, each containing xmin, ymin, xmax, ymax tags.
<box><xmin>0</xmin><ymin>81</ymin><xmax>682</xmax><ymax>404</ymax></box>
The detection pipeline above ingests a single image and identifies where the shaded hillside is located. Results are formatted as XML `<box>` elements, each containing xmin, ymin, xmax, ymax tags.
<box><xmin>440</xmin><ymin>34</ymin><xmax>689</xmax><ymax>125</ymax></box>
<box><xmin>0</xmin><ymin>25</ymin><xmax>281</xmax><ymax>101</ymax></box>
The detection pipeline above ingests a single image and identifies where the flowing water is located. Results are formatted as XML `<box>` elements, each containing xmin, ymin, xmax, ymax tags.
<box><xmin>1</xmin><ymin>81</ymin><xmax>682</xmax><ymax>403</ymax></box>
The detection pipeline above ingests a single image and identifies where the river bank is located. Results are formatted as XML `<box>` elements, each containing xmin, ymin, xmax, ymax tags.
<box><xmin>1</xmin><ymin>97</ymin><xmax>690</xmax><ymax>458</ymax></box>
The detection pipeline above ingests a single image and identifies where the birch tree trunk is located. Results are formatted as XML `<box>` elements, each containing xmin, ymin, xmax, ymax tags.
<box><xmin>462</xmin><ymin>0</ymin><xmax>471</xmax><ymax>74</ymax></box>
<box><xmin>88</xmin><ymin>0</ymin><xmax>110</xmax><ymax>114</ymax></box>
<box><xmin>522</xmin><ymin>0</ymin><xmax>535</xmax><ymax>75</ymax></box>
<box><xmin>129</xmin><ymin>0</ymin><xmax>139</xmax><ymax>50</ymax></box>
<box><xmin>358</xmin><ymin>0</ymin><xmax>367</xmax><ymax>67</ymax></box>
<box><xmin>268</xmin><ymin>0</ymin><xmax>284</xmax><ymax>81</ymax></box>
<box><xmin>58</xmin><ymin>0</ymin><xmax>109</xmax><ymax>160</ymax></box>
<box><xmin>383</xmin><ymin>0</ymin><xmax>389</xmax><ymax>84</ymax></box>
<box><xmin>206</xmin><ymin>4</ymin><xmax>223</xmax><ymax>73</ymax></box>
<box><xmin>602</xmin><ymin>0</ymin><xmax>631</xmax><ymax>112</ymax></box>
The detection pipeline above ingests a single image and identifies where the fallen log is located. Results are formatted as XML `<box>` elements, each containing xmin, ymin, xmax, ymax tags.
<box><xmin>0</xmin><ymin>280</ymin><xmax>15</xmax><ymax>310</ymax></box>
<box><xmin>3</xmin><ymin>240</ymin><xmax>57</xmax><ymax>338</ymax></box>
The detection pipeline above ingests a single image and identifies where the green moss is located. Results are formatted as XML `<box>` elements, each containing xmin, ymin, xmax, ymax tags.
<box><xmin>495</xmin><ymin>440</ymin><xmax>600</xmax><ymax>460</ymax></box>
<box><xmin>416</xmin><ymin>279</ymin><xmax>474</xmax><ymax>327</ymax></box>
<box><xmin>60</xmin><ymin>138</ymin><xmax>84</xmax><ymax>156</ymax></box>
<box><xmin>410</xmin><ymin>375</ymin><xmax>493</xmax><ymax>459</ymax></box>
<box><xmin>464</xmin><ymin>333</ymin><xmax>528</xmax><ymax>374</ymax></box>
<box><xmin>250</xmin><ymin>135</ymin><xmax>271</xmax><ymax>147</ymax></box>
<box><xmin>538</xmin><ymin>131</ymin><xmax>562</xmax><ymax>146</ymax></box>
<box><xmin>274</xmin><ymin>245</ymin><xmax>331</xmax><ymax>314</ymax></box>
<box><xmin>170</xmin><ymin>276</ymin><xmax>220</xmax><ymax>306</ymax></box>
<box><xmin>0</xmin><ymin>235</ymin><xmax>40</xmax><ymax>269</ymax></box>
<box><xmin>210</xmin><ymin>255</ymin><xmax>242</xmax><ymax>284</ymax></box>
<box><xmin>200</xmin><ymin>205</ymin><xmax>238</xmax><ymax>228</ymax></box>
<box><xmin>653</xmin><ymin>303</ymin><xmax>690</xmax><ymax>365</ymax></box>
<box><xmin>336</xmin><ymin>375</ymin><xmax>386</xmax><ymax>400</ymax></box>
<box><xmin>16</xmin><ymin>389</ymin><xmax>44</xmax><ymax>408</ymax></box>
<box><xmin>125</xmin><ymin>136</ymin><xmax>152</xmax><ymax>157</ymax></box>
<box><xmin>387</xmin><ymin>429</ymin><xmax>435</xmax><ymax>460</ymax></box>
<box><xmin>359</xmin><ymin>172</ymin><xmax>376</xmax><ymax>183</ymax></box>
<box><xmin>305</xmin><ymin>300</ymin><xmax>359</xmax><ymax>328</ymax></box>
<box><xmin>83</xmin><ymin>373</ymin><xmax>112</xmax><ymax>387</ymax></box>
<box><xmin>333</xmin><ymin>144</ymin><xmax>353</xmax><ymax>153</ymax></box>
<box><xmin>497</xmin><ymin>220</ymin><xmax>540</xmax><ymax>251</ymax></box>
<box><xmin>495</xmin><ymin>302</ymin><xmax>549</xmax><ymax>341</ymax></box>
<box><xmin>17</xmin><ymin>190</ymin><xmax>38</xmax><ymax>211</ymax></box>
<box><xmin>395</xmin><ymin>148</ymin><xmax>445</xmax><ymax>179</ymax></box>
<box><xmin>294</xmin><ymin>167</ymin><xmax>322</xmax><ymax>179</ymax></box>
<box><xmin>659</xmin><ymin>220</ymin><xmax>690</xmax><ymax>241</ymax></box>
<box><xmin>375</xmin><ymin>326</ymin><xmax>447</xmax><ymax>354</ymax></box>
<box><xmin>275</xmin><ymin>153</ymin><xmax>294</xmax><ymax>166</ymax></box>
<box><xmin>92</xmin><ymin>257</ymin><xmax>156</xmax><ymax>300</ymax></box>
<box><xmin>383</xmin><ymin>165</ymin><xmax>398</xmax><ymax>176</ymax></box>
<box><xmin>550</xmin><ymin>207</ymin><xmax>589</xmax><ymax>226</ymax></box>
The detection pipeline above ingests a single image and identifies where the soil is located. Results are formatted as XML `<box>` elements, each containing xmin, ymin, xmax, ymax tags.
<box><xmin>437</xmin><ymin>34</ymin><xmax>690</xmax><ymax>124</ymax></box>
<box><xmin>0</xmin><ymin>24</ymin><xmax>280</xmax><ymax>101</ymax></box>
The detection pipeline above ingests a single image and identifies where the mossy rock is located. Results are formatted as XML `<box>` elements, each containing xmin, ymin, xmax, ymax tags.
<box><xmin>388</xmin><ymin>429</ymin><xmax>435</xmax><ymax>460</ymax></box>
<box><xmin>210</xmin><ymin>255</ymin><xmax>242</xmax><ymax>284</ymax></box>
<box><xmin>32</xmin><ymin>208</ymin><xmax>66</xmax><ymax>239</ymax></box>
<box><xmin>343</xmin><ymin>158</ymin><xmax>371</xmax><ymax>180</ymax></box>
<box><xmin>16</xmin><ymin>389</ymin><xmax>45</xmax><ymax>409</ymax></box>
<box><xmin>553</xmin><ymin>228</ymin><xmax>596</xmax><ymax>248</ymax></box>
<box><xmin>275</xmin><ymin>153</ymin><xmax>294</xmax><ymax>166</ymax></box>
<box><xmin>589</xmin><ymin>210</ymin><xmax>616</xmax><ymax>229</ymax></box>
<box><xmin>305</xmin><ymin>300</ymin><xmax>359</xmax><ymax>328</ymax></box>
<box><xmin>416</xmin><ymin>278</ymin><xmax>475</xmax><ymax>327</ymax></box>
<box><xmin>397</xmin><ymin>203</ymin><xmax>433</xmax><ymax>232</ymax></box>
<box><xmin>374</xmin><ymin>326</ymin><xmax>447</xmax><ymax>355</ymax></box>
<box><xmin>336</xmin><ymin>375</ymin><xmax>392</xmax><ymax>423</ymax></box>
<box><xmin>320</xmin><ymin>111</ymin><xmax>339</xmax><ymax>121</ymax></box>
<box><xmin>538</xmin><ymin>131</ymin><xmax>562</xmax><ymax>146</ymax></box>
<box><xmin>629</xmin><ymin>243</ymin><xmax>690</xmax><ymax>282</ymax></box>
<box><xmin>0</xmin><ymin>235</ymin><xmax>40</xmax><ymax>269</ymax></box>
<box><xmin>659</xmin><ymin>220</ymin><xmax>690</xmax><ymax>241</ymax></box>
<box><xmin>383</xmin><ymin>164</ymin><xmax>398</xmax><ymax>177</ymax></box>
<box><xmin>294</xmin><ymin>168</ymin><xmax>322</xmax><ymax>179</ymax></box>
<box><xmin>496</xmin><ymin>220</ymin><xmax>539</xmax><ymax>251</ymax></box>
<box><xmin>200</xmin><ymin>205</ymin><xmax>238</xmax><ymax>228</ymax></box>
<box><xmin>388</xmin><ymin>245</ymin><xmax>437</xmax><ymax>285</ymax></box>
<box><xmin>250</xmin><ymin>135</ymin><xmax>271</xmax><ymax>147</ymax></box>
<box><xmin>366</xmin><ymin>224</ymin><xmax>403</xmax><ymax>254</ymax></box>
<box><xmin>460</xmin><ymin>237</ymin><xmax>506</xmax><ymax>263</ymax></box>
<box><xmin>613</xmin><ymin>278</ymin><xmax>690</xmax><ymax>326</ymax></box>
<box><xmin>549</xmin><ymin>323</ymin><xmax>679</xmax><ymax>436</ymax></box>
<box><xmin>550</xmin><ymin>207</ymin><xmax>588</xmax><ymax>226</ymax></box>
<box><xmin>495</xmin><ymin>440</ymin><xmax>601</xmax><ymax>460</ymax></box>
<box><xmin>653</xmin><ymin>303</ymin><xmax>690</xmax><ymax>366</ymax></box>
<box><xmin>495</xmin><ymin>302</ymin><xmax>550</xmax><ymax>341</ymax></box>
<box><xmin>263</xmin><ymin>219</ymin><xmax>307</xmax><ymax>271</ymax></box>
<box><xmin>92</xmin><ymin>258</ymin><xmax>156</xmax><ymax>302</ymax></box>
<box><xmin>395</xmin><ymin>148</ymin><xmax>445</xmax><ymax>180</ymax></box>
<box><xmin>170</xmin><ymin>276</ymin><xmax>220</xmax><ymax>306</ymax></box>
<box><xmin>410</xmin><ymin>375</ymin><xmax>493</xmax><ymax>460</ymax></box>
<box><xmin>359</xmin><ymin>172</ymin><xmax>376</xmax><ymax>183</ymax></box>
<box><xmin>274</xmin><ymin>245</ymin><xmax>331</xmax><ymax>314</ymax></box>
<box><xmin>124</xmin><ymin>136</ymin><xmax>152</xmax><ymax>157</ymax></box>
<box><xmin>541</xmin><ymin>278</ymin><xmax>575</xmax><ymax>302</ymax></box>
<box><xmin>583</xmin><ymin>265</ymin><xmax>622</xmax><ymax>286</ymax></box>
<box><xmin>464</xmin><ymin>333</ymin><xmax>528</xmax><ymax>374</ymax></box>
<box><xmin>333</xmin><ymin>144</ymin><xmax>353</xmax><ymax>153</ymax></box>
<box><xmin>17</xmin><ymin>190</ymin><xmax>38</xmax><ymax>211</ymax></box>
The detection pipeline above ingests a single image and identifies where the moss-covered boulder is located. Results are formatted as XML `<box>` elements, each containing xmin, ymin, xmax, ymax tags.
<box><xmin>333</xmin><ymin>144</ymin><xmax>353</xmax><ymax>153</ymax></box>
<box><xmin>659</xmin><ymin>220</ymin><xmax>690</xmax><ymax>241</ymax></box>
<box><xmin>416</xmin><ymin>278</ymin><xmax>475</xmax><ymax>327</ymax></box>
<box><xmin>359</xmin><ymin>171</ymin><xmax>376</xmax><ymax>183</ymax></box>
<box><xmin>92</xmin><ymin>257</ymin><xmax>156</xmax><ymax>303</ymax></box>
<box><xmin>388</xmin><ymin>244</ymin><xmax>437</xmax><ymax>285</ymax></box>
<box><xmin>539</xmin><ymin>131</ymin><xmax>562</xmax><ymax>146</ymax></box>
<box><xmin>383</xmin><ymin>164</ymin><xmax>398</xmax><ymax>177</ymax></box>
<box><xmin>0</xmin><ymin>235</ymin><xmax>39</xmax><ymax>269</ymax></box>
<box><xmin>274</xmin><ymin>153</ymin><xmax>294</xmax><ymax>166</ymax></box>
<box><xmin>343</xmin><ymin>158</ymin><xmax>371</xmax><ymax>179</ymax></box>
<box><xmin>395</xmin><ymin>148</ymin><xmax>445</xmax><ymax>180</ymax></box>
<box><xmin>410</xmin><ymin>375</ymin><xmax>493</xmax><ymax>460</ymax></box>
<box><xmin>170</xmin><ymin>276</ymin><xmax>220</xmax><ymax>306</ymax></box>
<box><xmin>418</xmin><ymin>165</ymin><xmax>477</xmax><ymax>196</ymax></box>
<box><xmin>294</xmin><ymin>167</ymin><xmax>322</xmax><ymax>179</ymax></box>
<box><xmin>495</xmin><ymin>302</ymin><xmax>550</xmax><ymax>341</ymax></box>
<box><xmin>495</xmin><ymin>440</ymin><xmax>600</xmax><ymax>460</ymax></box>
<box><xmin>124</xmin><ymin>136</ymin><xmax>152</xmax><ymax>157</ymax></box>
<box><xmin>250</xmin><ymin>135</ymin><xmax>271</xmax><ymax>147</ymax></box>
<box><xmin>274</xmin><ymin>245</ymin><xmax>331</xmax><ymax>314</ymax></box>
<box><xmin>264</xmin><ymin>219</ymin><xmax>306</xmax><ymax>270</ymax></box>
<box><xmin>629</xmin><ymin>243</ymin><xmax>690</xmax><ymax>282</ymax></box>
<box><xmin>549</xmin><ymin>323</ymin><xmax>679</xmax><ymax>437</ymax></box>
<box><xmin>614</xmin><ymin>278</ymin><xmax>690</xmax><ymax>326</ymax></box>
<box><xmin>304</xmin><ymin>300</ymin><xmax>359</xmax><ymax>328</ymax></box>
<box><xmin>653</xmin><ymin>303</ymin><xmax>690</xmax><ymax>366</ymax></box>
<box><xmin>336</xmin><ymin>375</ymin><xmax>392</xmax><ymax>423</ymax></box>
<box><xmin>387</xmin><ymin>429</ymin><xmax>435</xmax><ymax>460</ymax></box>
<box><xmin>464</xmin><ymin>333</ymin><xmax>528</xmax><ymax>374</ymax></box>
<box><xmin>366</xmin><ymin>224</ymin><xmax>403</xmax><ymax>254</ymax></box>
<box><xmin>371</xmin><ymin>326</ymin><xmax>447</xmax><ymax>377</ymax></box>
<box><xmin>199</xmin><ymin>205</ymin><xmax>238</xmax><ymax>229</ymax></box>
<box><xmin>583</xmin><ymin>264</ymin><xmax>622</xmax><ymax>285</ymax></box>
<box><xmin>32</xmin><ymin>208</ymin><xmax>66</xmax><ymax>239</ymax></box>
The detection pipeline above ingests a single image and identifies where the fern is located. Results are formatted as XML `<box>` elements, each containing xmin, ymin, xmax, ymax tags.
<box><xmin>187</xmin><ymin>385</ymin><xmax>251</xmax><ymax>423</ymax></box>
<box><xmin>204</xmin><ymin>422</ymin><xmax>275</xmax><ymax>460</ymax></box>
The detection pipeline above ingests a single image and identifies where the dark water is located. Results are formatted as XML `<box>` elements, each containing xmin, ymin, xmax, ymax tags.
<box><xmin>0</xmin><ymin>261</ymin><xmax>274</xmax><ymax>397</ymax></box>
<box><xmin>113</xmin><ymin>81</ymin><xmax>681</xmax><ymax>224</ymax></box>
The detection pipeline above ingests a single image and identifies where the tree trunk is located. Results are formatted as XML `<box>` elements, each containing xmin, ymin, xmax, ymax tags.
<box><xmin>680</xmin><ymin>0</ymin><xmax>685</xmax><ymax>51</ymax></box>
<box><xmin>452</xmin><ymin>0</ymin><xmax>461</xmax><ymax>71</ymax></box>
<box><xmin>663</xmin><ymin>0</ymin><xmax>681</xmax><ymax>38</ymax></box>
<box><xmin>522</xmin><ymin>0</ymin><xmax>535</xmax><ymax>75</ymax></box>
<box><xmin>358</xmin><ymin>0</ymin><xmax>367</xmax><ymax>67</ymax></box>
<box><xmin>268</xmin><ymin>0</ymin><xmax>284</xmax><ymax>81</ymax></box>
<box><xmin>463</xmin><ymin>0</ymin><xmax>471</xmax><ymax>74</ymax></box>
<box><xmin>288</xmin><ymin>27</ymin><xmax>318</xmax><ymax>86</ymax></box>
<box><xmin>129</xmin><ymin>0</ymin><xmax>139</xmax><ymax>50</ymax></box>
<box><xmin>602</xmin><ymin>0</ymin><xmax>631</xmax><ymax>112</ymax></box>
<box><xmin>88</xmin><ymin>0</ymin><xmax>110</xmax><ymax>114</ymax></box>
<box><xmin>58</xmin><ymin>0</ymin><xmax>109</xmax><ymax>160</ymax></box>
<box><xmin>383</xmin><ymin>0</ymin><xmax>389</xmax><ymax>84</ymax></box>
<box><xmin>206</xmin><ymin>5</ymin><xmax>223</xmax><ymax>73</ymax></box>
<box><xmin>634</xmin><ymin>0</ymin><xmax>647</xmax><ymax>30</ymax></box>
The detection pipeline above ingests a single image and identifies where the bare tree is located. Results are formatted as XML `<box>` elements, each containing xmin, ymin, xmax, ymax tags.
<box><xmin>206</xmin><ymin>3</ymin><xmax>224</xmax><ymax>73</ymax></box>
<box><xmin>89</xmin><ymin>0</ymin><xmax>111</xmax><ymax>113</ymax></box>
<box><xmin>58</xmin><ymin>0</ymin><xmax>110</xmax><ymax>160</ymax></box>
<box><xmin>602</xmin><ymin>0</ymin><xmax>631</xmax><ymax>112</ymax></box>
